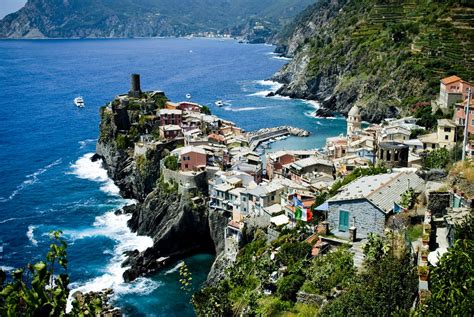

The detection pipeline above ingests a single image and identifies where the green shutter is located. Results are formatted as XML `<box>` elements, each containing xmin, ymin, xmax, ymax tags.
<box><xmin>339</xmin><ymin>210</ymin><xmax>349</xmax><ymax>232</ymax></box>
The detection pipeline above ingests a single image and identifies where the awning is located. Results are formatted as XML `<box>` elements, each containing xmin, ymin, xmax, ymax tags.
<box><xmin>428</xmin><ymin>248</ymin><xmax>448</xmax><ymax>267</ymax></box>
<box><xmin>314</xmin><ymin>201</ymin><xmax>329</xmax><ymax>211</ymax></box>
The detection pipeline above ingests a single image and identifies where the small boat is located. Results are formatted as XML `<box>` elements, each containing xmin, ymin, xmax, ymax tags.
<box><xmin>215</xmin><ymin>100</ymin><xmax>224</xmax><ymax>107</ymax></box>
<box><xmin>74</xmin><ymin>96</ymin><xmax>85</xmax><ymax>107</ymax></box>
<box><xmin>186</xmin><ymin>93</ymin><xmax>192</xmax><ymax>99</ymax></box>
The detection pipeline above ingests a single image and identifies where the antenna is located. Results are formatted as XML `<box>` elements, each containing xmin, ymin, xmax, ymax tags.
<box><xmin>462</xmin><ymin>88</ymin><xmax>472</xmax><ymax>161</ymax></box>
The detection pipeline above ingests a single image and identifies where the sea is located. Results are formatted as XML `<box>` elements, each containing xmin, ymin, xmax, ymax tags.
<box><xmin>0</xmin><ymin>38</ymin><xmax>346</xmax><ymax>316</ymax></box>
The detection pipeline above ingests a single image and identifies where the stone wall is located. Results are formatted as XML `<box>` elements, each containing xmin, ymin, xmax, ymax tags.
<box><xmin>427</xmin><ymin>192</ymin><xmax>451</xmax><ymax>217</ymax></box>
<box><xmin>296</xmin><ymin>291</ymin><xmax>324</xmax><ymax>306</ymax></box>
<box><xmin>161</xmin><ymin>168</ymin><xmax>208</xmax><ymax>194</ymax></box>
<box><xmin>327</xmin><ymin>199</ymin><xmax>386</xmax><ymax>239</ymax></box>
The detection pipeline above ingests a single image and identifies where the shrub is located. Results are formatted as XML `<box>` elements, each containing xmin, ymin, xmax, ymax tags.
<box><xmin>115</xmin><ymin>134</ymin><xmax>131</xmax><ymax>150</ymax></box>
<box><xmin>164</xmin><ymin>155</ymin><xmax>179</xmax><ymax>171</ymax></box>
<box><xmin>277</xmin><ymin>274</ymin><xmax>305</xmax><ymax>301</ymax></box>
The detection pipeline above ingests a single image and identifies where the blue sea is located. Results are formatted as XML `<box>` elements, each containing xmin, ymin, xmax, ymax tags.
<box><xmin>0</xmin><ymin>38</ymin><xmax>346</xmax><ymax>316</ymax></box>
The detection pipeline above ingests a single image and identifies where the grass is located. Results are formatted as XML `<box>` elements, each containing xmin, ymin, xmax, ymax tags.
<box><xmin>407</xmin><ymin>224</ymin><xmax>423</xmax><ymax>242</ymax></box>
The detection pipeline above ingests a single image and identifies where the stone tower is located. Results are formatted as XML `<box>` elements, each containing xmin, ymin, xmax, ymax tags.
<box><xmin>347</xmin><ymin>105</ymin><xmax>361</xmax><ymax>137</ymax></box>
<box><xmin>129</xmin><ymin>74</ymin><xmax>142</xmax><ymax>98</ymax></box>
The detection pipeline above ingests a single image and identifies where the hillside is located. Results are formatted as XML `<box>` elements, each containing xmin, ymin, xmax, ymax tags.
<box><xmin>0</xmin><ymin>0</ymin><xmax>314</xmax><ymax>40</ymax></box>
<box><xmin>272</xmin><ymin>0</ymin><xmax>474</xmax><ymax>122</ymax></box>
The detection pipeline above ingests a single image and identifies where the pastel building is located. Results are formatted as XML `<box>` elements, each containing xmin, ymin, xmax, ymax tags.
<box><xmin>179</xmin><ymin>146</ymin><xmax>207</xmax><ymax>171</ymax></box>
<box><xmin>158</xmin><ymin>109</ymin><xmax>182</xmax><ymax>126</ymax></box>
<box><xmin>437</xmin><ymin>75</ymin><xmax>473</xmax><ymax>112</ymax></box>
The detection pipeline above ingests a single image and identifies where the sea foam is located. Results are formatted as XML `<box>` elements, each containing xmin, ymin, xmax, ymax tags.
<box><xmin>69</xmin><ymin>153</ymin><xmax>120</xmax><ymax>196</ymax></box>
<box><xmin>27</xmin><ymin>225</ymin><xmax>38</xmax><ymax>246</ymax></box>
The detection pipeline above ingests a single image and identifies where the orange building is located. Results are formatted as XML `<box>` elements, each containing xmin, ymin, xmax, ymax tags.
<box><xmin>179</xmin><ymin>146</ymin><xmax>207</xmax><ymax>171</ymax></box>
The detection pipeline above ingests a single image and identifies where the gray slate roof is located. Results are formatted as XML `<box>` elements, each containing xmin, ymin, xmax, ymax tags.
<box><xmin>328</xmin><ymin>172</ymin><xmax>425</xmax><ymax>213</ymax></box>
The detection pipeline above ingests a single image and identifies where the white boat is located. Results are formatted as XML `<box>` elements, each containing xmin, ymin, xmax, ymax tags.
<box><xmin>74</xmin><ymin>96</ymin><xmax>85</xmax><ymax>107</ymax></box>
<box><xmin>215</xmin><ymin>100</ymin><xmax>224</xmax><ymax>107</ymax></box>
<box><xmin>186</xmin><ymin>93</ymin><xmax>192</xmax><ymax>99</ymax></box>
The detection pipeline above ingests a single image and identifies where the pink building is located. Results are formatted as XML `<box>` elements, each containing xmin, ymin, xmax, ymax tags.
<box><xmin>266</xmin><ymin>151</ymin><xmax>296</xmax><ymax>180</ymax></box>
<box><xmin>178</xmin><ymin>102</ymin><xmax>201</xmax><ymax>113</ymax></box>
<box><xmin>179</xmin><ymin>146</ymin><xmax>207</xmax><ymax>171</ymax></box>
<box><xmin>159</xmin><ymin>109</ymin><xmax>182</xmax><ymax>126</ymax></box>
<box><xmin>438</xmin><ymin>76</ymin><xmax>473</xmax><ymax>111</ymax></box>
<box><xmin>455</xmin><ymin>101</ymin><xmax>474</xmax><ymax>136</ymax></box>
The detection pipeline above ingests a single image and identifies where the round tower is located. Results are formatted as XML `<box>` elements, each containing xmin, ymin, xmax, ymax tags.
<box><xmin>347</xmin><ymin>105</ymin><xmax>361</xmax><ymax>137</ymax></box>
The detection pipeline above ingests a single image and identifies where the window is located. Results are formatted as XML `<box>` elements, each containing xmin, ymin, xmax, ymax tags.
<box><xmin>185</xmin><ymin>164</ymin><xmax>188</xmax><ymax>169</ymax></box>
<box><xmin>444</xmin><ymin>127</ymin><xmax>451</xmax><ymax>133</ymax></box>
<box><xmin>472</xmin><ymin>119</ymin><xmax>474</xmax><ymax>126</ymax></box>
<box><xmin>339</xmin><ymin>210</ymin><xmax>349</xmax><ymax>232</ymax></box>
<box><xmin>445</xmin><ymin>135</ymin><xmax>449</xmax><ymax>140</ymax></box>
<box><xmin>432</xmin><ymin>144</ymin><xmax>436</xmax><ymax>149</ymax></box>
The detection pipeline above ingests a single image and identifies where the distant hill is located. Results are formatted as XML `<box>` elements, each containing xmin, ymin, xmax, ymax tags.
<box><xmin>0</xmin><ymin>0</ymin><xmax>314</xmax><ymax>40</ymax></box>
<box><xmin>272</xmin><ymin>0</ymin><xmax>474</xmax><ymax>122</ymax></box>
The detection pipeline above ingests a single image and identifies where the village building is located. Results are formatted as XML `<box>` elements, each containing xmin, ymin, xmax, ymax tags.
<box><xmin>418</xmin><ymin>119</ymin><xmax>458</xmax><ymax>150</ymax></box>
<box><xmin>325</xmin><ymin>136</ymin><xmax>348</xmax><ymax>159</ymax></box>
<box><xmin>435</xmin><ymin>75</ymin><xmax>473</xmax><ymax>113</ymax></box>
<box><xmin>283</xmin><ymin>157</ymin><xmax>335</xmax><ymax>185</ymax></box>
<box><xmin>347</xmin><ymin>105</ymin><xmax>362</xmax><ymax>138</ymax></box>
<box><xmin>208</xmin><ymin>171</ymin><xmax>255</xmax><ymax>212</ymax></box>
<box><xmin>158</xmin><ymin>109</ymin><xmax>182</xmax><ymax>126</ymax></box>
<box><xmin>454</xmin><ymin>100</ymin><xmax>474</xmax><ymax>136</ymax></box>
<box><xmin>265</xmin><ymin>150</ymin><xmax>317</xmax><ymax>180</ymax></box>
<box><xmin>177</xmin><ymin>101</ymin><xmax>202</xmax><ymax>113</ymax></box>
<box><xmin>379</xmin><ymin>117</ymin><xmax>424</xmax><ymax>142</ymax></box>
<box><xmin>178</xmin><ymin>146</ymin><xmax>207</xmax><ymax>172</ymax></box>
<box><xmin>325</xmin><ymin>172</ymin><xmax>424</xmax><ymax>239</ymax></box>
<box><xmin>377</xmin><ymin>142</ymin><xmax>410</xmax><ymax>168</ymax></box>
<box><xmin>240</xmin><ymin>182</ymin><xmax>285</xmax><ymax>217</ymax></box>
<box><xmin>159</xmin><ymin>125</ymin><xmax>183</xmax><ymax>140</ymax></box>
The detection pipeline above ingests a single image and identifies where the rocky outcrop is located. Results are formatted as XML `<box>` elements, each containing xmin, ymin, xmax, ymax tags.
<box><xmin>271</xmin><ymin>0</ymin><xmax>474</xmax><ymax>123</ymax></box>
<box><xmin>122</xmin><ymin>188</ymin><xmax>222</xmax><ymax>282</ymax></box>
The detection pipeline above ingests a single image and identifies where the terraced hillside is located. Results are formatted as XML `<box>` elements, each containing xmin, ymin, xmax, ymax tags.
<box><xmin>273</xmin><ymin>0</ymin><xmax>474</xmax><ymax>122</ymax></box>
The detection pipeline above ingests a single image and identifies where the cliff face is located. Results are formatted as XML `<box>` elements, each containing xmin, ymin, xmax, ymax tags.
<box><xmin>94</xmin><ymin>93</ymin><xmax>228</xmax><ymax>283</ymax></box>
<box><xmin>272</xmin><ymin>0</ymin><xmax>474</xmax><ymax>123</ymax></box>
<box><xmin>0</xmin><ymin>0</ymin><xmax>314</xmax><ymax>39</ymax></box>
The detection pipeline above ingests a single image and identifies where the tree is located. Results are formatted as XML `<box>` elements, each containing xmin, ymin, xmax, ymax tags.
<box><xmin>201</xmin><ymin>105</ymin><xmax>211</xmax><ymax>115</ymax></box>
<box><xmin>424</xmin><ymin>239</ymin><xmax>474</xmax><ymax>316</ymax></box>
<box><xmin>164</xmin><ymin>155</ymin><xmax>179</xmax><ymax>171</ymax></box>
<box><xmin>422</xmin><ymin>148</ymin><xmax>451</xmax><ymax>169</ymax></box>
<box><xmin>276</xmin><ymin>274</ymin><xmax>305</xmax><ymax>301</ymax></box>
<box><xmin>0</xmin><ymin>231</ymin><xmax>69</xmax><ymax>316</ymax></box>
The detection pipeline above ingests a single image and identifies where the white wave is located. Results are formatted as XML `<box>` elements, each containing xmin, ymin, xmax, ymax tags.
<box><xmin>224</xmin><ymin>106</ymin><xmax>272</xmax><ymax>112</ymax></box>
<box><xmin>27</xmin><ymin>225</ymin><xmax>38</xmax><ymax>246</ymax></box>
<box><xmin>0</xmin><ymin>159</ymin><xmax>62</xmax><ymax>203</ymax></box>
<box><xmin>66</xmin><ymin>211</ymin><xmax>156</xmax><ymax>312</ymax></box>
<box><xmin>272</xmin><ymin>56</ymin><xmax>292</xmax><ymax>61</ymax></box>
<box><xmin>0</xmin><ymin>266</ymin><xmax>14</xmax><ymax>272</ymax></box>
<box><xmin>78</xmin><ymin>139</ymin><xmax>97</xmax><ymax>149</ymax></box>
<box><xmin>304</xmin><ymin>100</ymin><xmax>320</xmax><ymax>109</ymax></box>
<box><xmin>254</xmin><ymin>80</ymin><xmax>283</xmax><ymax>91</ymax></box>
<box><xmin>247</xmin><ymin>90</ymin><xmax>273</xmax><ymax>97</ymax></box>
<box><xmin>164</xmin><ymin>261</ymin><xmax>184</xmax><ymax>275</ymax></box>
<box><xmin>268</xmin><ymin>95</ymin><xmax>291</xmax><ymax>101</ymax></box>
<box><xmin>69</xmin><ymin>153</ymin><xmax>120</xmax><ymax>196</ymax></box>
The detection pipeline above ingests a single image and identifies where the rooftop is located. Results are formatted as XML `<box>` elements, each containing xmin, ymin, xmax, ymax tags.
<box><xmin>290</xmin><ymin>157</ymin><xmax>333</xmax><ymax>170</ymax></box>
<box><xmin>159</xmin><ymin>109</ymin><xmax>182</xmax><ymax>115</ymax></box>
<box><xmin>378</xmin><ymin>142</ymin><xmax>409</xmax><ymax>150</ymax></box>
<box><xmin>161</xmin><ymin>125</ymin><xmax>182</xmax><ymax>131</ymax></box>
<box><xmin>180</xmin><ymin>146</ymin><xmax>207</xmax><ymax>156</ymax></box>
<box><xmin>328</xmin><ymin>172</ymin><xmax>425</xmax><ymax>213</ymax></box>
<box><xmin>437</xmin><ymin>118</ymin><xmax>457</xmax><ymax>128</ymax></box>
<box><xmin>441</xmin><ymin>75</ymin><xmax>461</xmax><ymax>85</ymax></box>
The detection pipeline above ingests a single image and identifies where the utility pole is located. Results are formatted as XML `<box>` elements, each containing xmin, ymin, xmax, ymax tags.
<box><xmin>462</xmin><ymin>88</ymin><xmax>472</xmax><ymax>161</ymax></box>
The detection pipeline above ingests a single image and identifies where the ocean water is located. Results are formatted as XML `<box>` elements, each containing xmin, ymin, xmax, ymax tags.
<box><xmin>0</xmin><ymin>38</ymin><xmax>346</xmax><ymax>316</ymax></box>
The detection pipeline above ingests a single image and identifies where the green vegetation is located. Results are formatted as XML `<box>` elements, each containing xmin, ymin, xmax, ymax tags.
<box><xmin>406</xmin><ymin>224</ymin><xmax>423</xmax><ymax>242</ymax></box>
<box><xmin>164</xmin><ymin>155</ymin><xmax>179</xmax><ymax>171</ymax></box>
<box><xmin>282</xmin><ymin>0</ymin><xmax>474</xmax><ymax>117</ymax></box>
<box><xmin>422</xmin><ymin>147</ymin><xmax>451</xmax><ymax>169</ymax></box>
<box><xmin>0</xmin><ymin>231</ymin><xmax>108</xmax><ymax>316</ymax></box>
<box><xmin>193</xmin><ymin>226</ymin><xmax>418</xmax><ymax>316</ymax></box>
<box><xmin>115</xmin><ymin>134</ymin><xmax>131</xmax><ymax>150</ymax></box>
<box><xmin>200</xmin><ymin>105</ymin><xmax>211</xmax><ymax>115</ymax></box>
<box><xmin>135</xmin><ymin>154</ymin><xmax>148</xmax><ymax>176</ymax></box>
<box><xmin>421</xmin><ymin>211</ymin><xmax>474</xmax><ymax>316</ymax></box>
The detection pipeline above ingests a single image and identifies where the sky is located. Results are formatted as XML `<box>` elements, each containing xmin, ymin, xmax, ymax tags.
<box><xmin>0</xmin><ymin>0</ymin><xmax>26</xmax><ymax>19</ymax></box>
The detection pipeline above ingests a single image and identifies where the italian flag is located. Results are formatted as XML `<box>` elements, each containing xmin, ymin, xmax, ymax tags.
<box><xmin>294</xmin><ymin>197</ymin><xmax>313</xmax><ymax>222</ymax></box>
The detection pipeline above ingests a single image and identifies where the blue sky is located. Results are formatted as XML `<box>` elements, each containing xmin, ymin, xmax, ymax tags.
<box><xmin>1</xmin><ymin>0</ymin><xmax>26</xmax><ymax>19</ymax></box>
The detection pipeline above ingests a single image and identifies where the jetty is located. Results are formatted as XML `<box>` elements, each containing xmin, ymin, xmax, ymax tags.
<box><xmin>246</xmin><ymin>126</ymin><xmax>310</xmax><ymax>150</ymax></box>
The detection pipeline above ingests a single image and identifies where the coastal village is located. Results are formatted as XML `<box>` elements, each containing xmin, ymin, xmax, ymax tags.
<box><xmin>102</xmin><ymin>74</ymin><xmax>473</xmax><ymax>312</ymax></box>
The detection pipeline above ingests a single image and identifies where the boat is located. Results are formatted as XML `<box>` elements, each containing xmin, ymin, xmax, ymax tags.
<box><xmin>186</xmin><ymin>93</ymin><xmax>192</xmax><ymax>99</ymax></box>
<box><xmin>74</xmin><ymin>96</ymin><xmax>85</xmax><ymax>107</ymax></box>
<box><xmin>215</xmin><ymin>100</ymin><xmax>224</xmax><ymax>107</ymax></box>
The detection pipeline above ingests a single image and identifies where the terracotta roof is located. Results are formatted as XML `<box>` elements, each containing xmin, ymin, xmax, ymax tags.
<box><xmin>441</xmin><ymin>75</ymin><xmax>461</xmax><ymax>85</ymax></box>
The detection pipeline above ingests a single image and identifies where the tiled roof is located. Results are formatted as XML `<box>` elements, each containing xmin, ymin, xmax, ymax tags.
<box><xmin>328</xmin><ymin>172</ymin><xmax>425</xmax><ymax>213</ymax></box>
<box><xmin>441</xmin><ymin>75</ymin><xmax>461</xmax><ymax>85</ymax></box>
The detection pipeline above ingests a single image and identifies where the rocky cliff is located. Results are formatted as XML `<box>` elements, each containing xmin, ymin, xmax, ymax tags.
<box><xmin>272</xmin><ymin>0</ymin><xmax>474</xmax><ymax>123</ymax></box>
<box><xmin>0</xmin><ymin>0</ymin><xmax>314</xmax><ymax>39</ymax></box>
<box><xmin>94</xmin><ymin>92</ymin><xmax>228</xmax><ymax>283</ymax></box>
